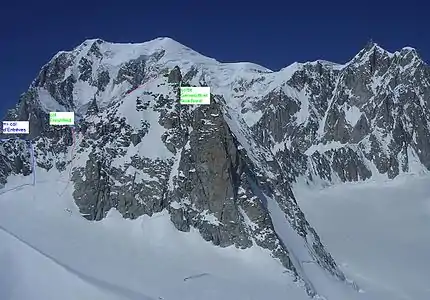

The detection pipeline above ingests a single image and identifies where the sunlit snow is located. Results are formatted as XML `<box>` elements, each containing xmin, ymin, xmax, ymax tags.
<box><xmin>0</xmin><ymin>169</ymin><xmax>311</xmax><ymax>300</ymax></box>
<box><xmin>294</xmin><ymin>174</ymin><xmax>430</xmax><ymax>300</ymax></box>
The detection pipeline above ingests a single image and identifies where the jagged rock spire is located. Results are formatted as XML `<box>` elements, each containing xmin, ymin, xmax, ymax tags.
<box><xmin>87</xmin><ymin>97</ymin><xmax>99</xmax><ymax>115</ymax></box>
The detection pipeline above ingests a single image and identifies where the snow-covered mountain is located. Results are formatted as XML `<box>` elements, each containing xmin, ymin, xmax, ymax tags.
<box><xmin>1</xmin><ymin>37</ymin><xmax>429</xmax><ymax>299</ymax></box>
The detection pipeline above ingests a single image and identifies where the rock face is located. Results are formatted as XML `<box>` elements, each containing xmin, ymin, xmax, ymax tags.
<box><xmin>1</xmin><ymin>37</ymin><xmax>429</xmax><ymax>296</ymax></box>
<box><xmin>251</xmin><ymin>45</ymin><xmax>430</xmax><ymax>185</ymax></box>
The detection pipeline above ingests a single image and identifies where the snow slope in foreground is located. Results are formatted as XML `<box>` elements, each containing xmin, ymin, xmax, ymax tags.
<box><xmin>0</xmin><ymin>169</ymin><xmax>311</xmax><ymax>300</ymax></box>
<box><xmin>294</xmin><ymin>174</ymin><xmax>430</xmax><ymax>300</ymax></box>
<box><xmin>0</xmin><ymin>168</ymin><xmax>424</xmax><ymax>300</ymax></box>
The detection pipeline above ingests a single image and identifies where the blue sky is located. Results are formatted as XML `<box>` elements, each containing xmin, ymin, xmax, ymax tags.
<box><xmin>0</xmin><ymin>0</ymin><xmax>427</xmax><ymax>114</ymax></box>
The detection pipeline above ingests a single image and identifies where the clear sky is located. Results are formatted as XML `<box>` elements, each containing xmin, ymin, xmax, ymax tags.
<box><xmin>1</xmin><ymin>0</ymin><xmax>428</xmax><ymax>115</ymax></box>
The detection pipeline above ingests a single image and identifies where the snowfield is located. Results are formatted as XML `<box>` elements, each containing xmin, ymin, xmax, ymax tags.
<box><xmin>0</xmin><ymin>169</ymin><xmax>312</xmax><ymax>300</ymax></box>
<box><xmin>294</xmin><ymin>174</ymin><xmax>430</xmax><ymax>300</ymax></box>
<box><xmin>1</xmin><ymin>167</ymin><xmax>429</xmax><ymax>299</ymax></box>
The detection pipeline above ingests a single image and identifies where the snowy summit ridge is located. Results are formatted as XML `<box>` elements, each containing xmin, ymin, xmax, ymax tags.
<box><xmin>1</xmin><ymin>37</ymin><xmax>430</xmax><ymax>299</ymax></box>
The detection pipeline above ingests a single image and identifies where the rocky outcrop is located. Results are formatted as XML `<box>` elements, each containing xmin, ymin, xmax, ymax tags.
<box><xmin>254</xmin><ymin>44</ymin><xmax>430</xmax><ymax>185</ymax></box>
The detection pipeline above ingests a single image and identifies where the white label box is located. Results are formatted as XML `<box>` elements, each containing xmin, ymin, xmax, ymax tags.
<box><xmin>2</xmin><ymin>121</ymin><xmax>30</xmax><ymax>134</ymax></box>
<box><xmin>50</xmin><ymin>112</ymin><xmax>75</xmax><ymax>125</ymax></box>
<box><xmin>180</xmin><ymin>87</ymin><xmax>210</xmax><ymax>105</ymax></box>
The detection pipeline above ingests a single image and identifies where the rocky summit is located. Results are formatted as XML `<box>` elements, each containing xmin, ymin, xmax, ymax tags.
<box><xmin>1</xmin><ymin>37</ymin><xmax>429</xmax><ymax>297</ymax></box>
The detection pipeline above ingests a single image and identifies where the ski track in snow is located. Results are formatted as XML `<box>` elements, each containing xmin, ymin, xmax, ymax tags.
<box><xmin>0</xmin><ymin>224</ymin><xmax>155</xmax><ymax>300</ymax></box>
<box><xmin>183</xmin><ymin>273</ymin><xmax>210</xmax><ymax>282</ymax></box>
